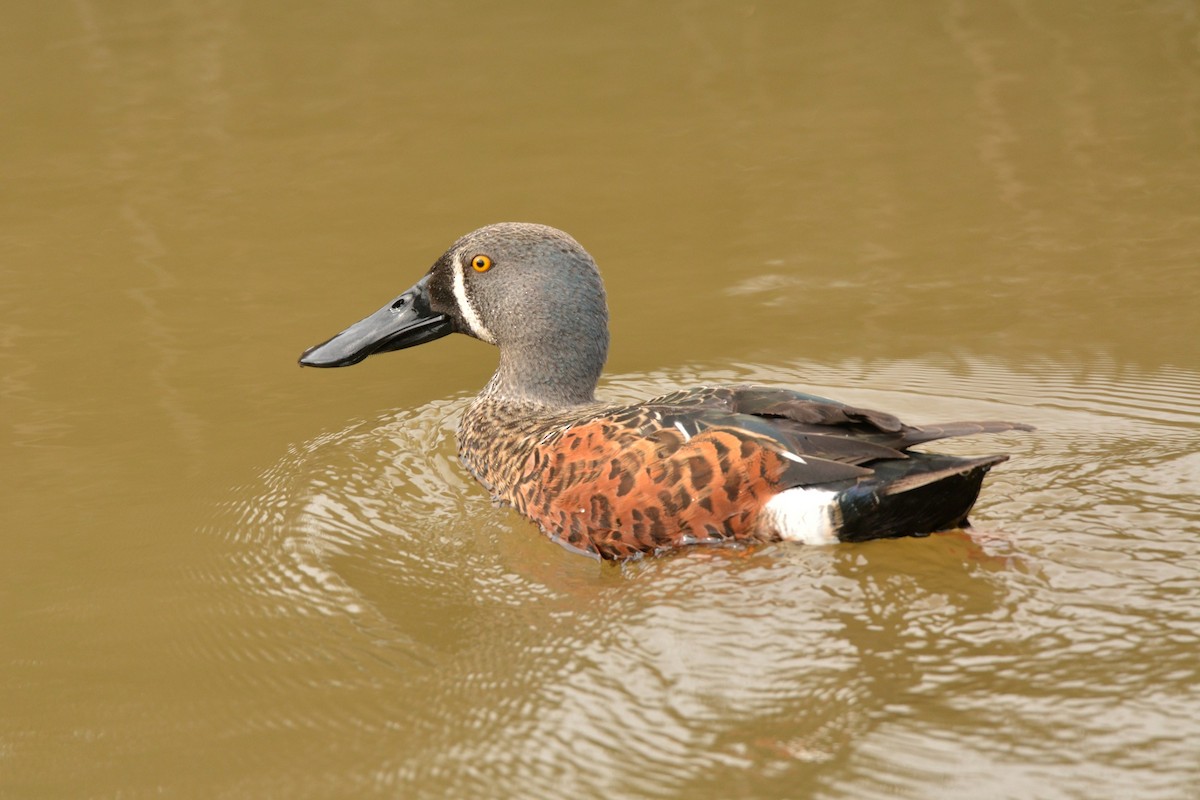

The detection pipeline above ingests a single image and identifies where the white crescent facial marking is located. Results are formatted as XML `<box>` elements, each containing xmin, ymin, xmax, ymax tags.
<box><xmin>452</xmin><ymin>255</ymin><xmax>495</xmax><ymax>343</ymax></box>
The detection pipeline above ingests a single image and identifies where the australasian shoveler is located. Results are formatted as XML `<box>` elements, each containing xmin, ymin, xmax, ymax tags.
<box><xmin>300</xmin><ymin>223</ymin><xmax>1032</xmax><ymax>560</ymax></box>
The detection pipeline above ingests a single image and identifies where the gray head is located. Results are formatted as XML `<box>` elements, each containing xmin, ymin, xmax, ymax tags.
<box><xmin>299</xmin><ymin>223</ymin><xmax>610</xmax><ymax>407</ymax></box>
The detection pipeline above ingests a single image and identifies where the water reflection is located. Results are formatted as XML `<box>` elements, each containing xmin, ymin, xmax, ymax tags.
<box><xmin>200</xmin><ymin>356</ymin><xmax>1200</xmax><ymax>798</ymax></box>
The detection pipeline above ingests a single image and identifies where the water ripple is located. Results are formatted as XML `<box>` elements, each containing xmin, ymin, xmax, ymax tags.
<box><xmin>191</xmin><ymin>356</ymin><xmax>1200</xmax><ymax>799</ymax></box>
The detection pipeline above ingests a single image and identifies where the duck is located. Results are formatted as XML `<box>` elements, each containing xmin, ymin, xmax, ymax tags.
<box><xmin>299</xmin><ymin>222</ymin><xmax>1032</xmax><ymax>560</ymax></box>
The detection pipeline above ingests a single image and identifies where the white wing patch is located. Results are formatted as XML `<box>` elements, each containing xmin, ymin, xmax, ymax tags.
<box><xmin>452</xmin><ymin>255</ymin><xmax>495</xmax><ymax>343</ymax></box>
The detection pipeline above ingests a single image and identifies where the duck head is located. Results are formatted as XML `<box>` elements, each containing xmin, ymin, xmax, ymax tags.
<box><xmin>299</xmin><ymin>222</ymin><xmax>610</xmax><ymax>406</ymax></box>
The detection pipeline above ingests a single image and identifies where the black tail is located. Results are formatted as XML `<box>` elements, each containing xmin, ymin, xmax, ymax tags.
<box><xmin>833</xmin><ymin>453</ymin><xmax>1007</xmax><ymax>543</ymax></box>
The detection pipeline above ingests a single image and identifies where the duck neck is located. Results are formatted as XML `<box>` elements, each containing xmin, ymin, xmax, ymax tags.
<box><xmin>481</xmin><ymin>333</ymin><xmax>607</xmax><ymax>408</ymax></box>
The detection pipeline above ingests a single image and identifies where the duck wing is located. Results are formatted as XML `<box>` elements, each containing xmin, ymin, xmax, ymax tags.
<box><xmin>645</xmin><ymin>383</ymin><xmax>1032</xmax><ymax>456</ymax></box>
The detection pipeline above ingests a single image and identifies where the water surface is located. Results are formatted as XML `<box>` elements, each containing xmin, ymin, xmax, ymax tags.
<box><xmin>3</xmin><ymin>2</ymin><xmax>1199</xmax><ymax>798</ymax></box>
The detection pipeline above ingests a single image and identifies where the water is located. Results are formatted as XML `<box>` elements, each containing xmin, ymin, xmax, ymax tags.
<box><xmin>3</xmin><ymin>2</ymin><xmax>1199</xmax><ymax>798</ymax></box>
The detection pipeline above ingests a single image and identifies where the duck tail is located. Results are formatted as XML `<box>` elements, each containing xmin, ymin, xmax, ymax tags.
<box><xmin>833</xmin><ymin>454</ymin><xmax>1008</xmax><ymax>543</ymax></box>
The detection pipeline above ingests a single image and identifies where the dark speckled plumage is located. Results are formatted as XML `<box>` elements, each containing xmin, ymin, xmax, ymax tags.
<box><xmin>300</xmin><ymin>223</ymin><xmax>1033</xmax><ymax>560</ymax></box>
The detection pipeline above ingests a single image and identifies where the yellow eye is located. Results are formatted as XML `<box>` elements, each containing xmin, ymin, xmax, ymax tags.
<box><xmin>471</xmin><ymin>254</ymin><xmax>493</xmax><ymax>273</ymax></box>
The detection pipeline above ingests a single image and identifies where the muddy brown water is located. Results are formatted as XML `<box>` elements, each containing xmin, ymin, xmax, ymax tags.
<box><xmin>3</xmin><ymin>2</ymin><xmax>1199</xmax><ymax>798</ymax></box>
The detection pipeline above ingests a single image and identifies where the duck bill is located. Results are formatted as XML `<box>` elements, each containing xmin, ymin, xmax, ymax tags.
<box><xmin>298</xmin><ymin>274</ymin><xmax>453</xmax><ymax>368</ymax></box>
